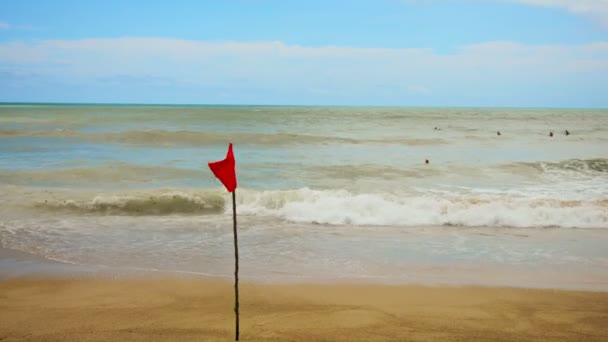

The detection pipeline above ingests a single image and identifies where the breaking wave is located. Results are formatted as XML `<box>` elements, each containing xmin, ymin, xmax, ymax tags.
<box><xmin>0</xmin><ymin>184</ymin><xmax>602</xmax><ymax>228</ymax></box>
<box><xmin>498</xmin><ymin>158</ymin><xmax>608</xmax><ymax>174</ymax></box>
<box><xmin>236</xmin><ymin>188</ymin><xmax>608</xmax><ymax>229</ymax></box>
<box><xmin>497</xmin><ymin>158</ymin><xmax>608</xmax><ymax>177</ymax></box>
<box><xmin>537</xmin><ymin>158</ymin><xmax>608</xmax><ymax>173</ymax></box>
<box><xmin>3</xmin><ymin>158</ymin><xmax>607</xmax><ymax>228</ymax></box>
<box><xmin>33</xmin><ymin>190</ymin><xmax>225</xmax><ymax>215</ymax></box>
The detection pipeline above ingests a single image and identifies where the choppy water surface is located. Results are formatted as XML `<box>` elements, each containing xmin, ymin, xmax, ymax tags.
<box><xmin>1</xmin><ymin>105</ymin><xmax>607</xmax><ymax>289</ymax></box>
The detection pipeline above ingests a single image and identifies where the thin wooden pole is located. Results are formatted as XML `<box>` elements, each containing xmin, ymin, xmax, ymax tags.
<box><xmin>232</xmin><ymin>190</ymin><xmax>240</xmax><ymax>341</ymax></box>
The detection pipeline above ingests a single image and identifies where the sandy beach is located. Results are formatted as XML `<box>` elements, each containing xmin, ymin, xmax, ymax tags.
<box><xmin>2</xmin><ymin>0</ymin><xmax>608</xmax><ymax>338</ymax></box>
<box><xmin>1</xmin><ymin>106</ymin><xmax>608</xmax><ymax>341</ymax></box>
<box><xmin>0</xmin><ymin>276</ymin><xmax>607</xmax><ymax>341</ymax></box>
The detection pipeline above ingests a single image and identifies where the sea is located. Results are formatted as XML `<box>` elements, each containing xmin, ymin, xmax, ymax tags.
<box><xmin>1</xmin><ymin>104</ymin><xmax>607</xmax><ymax>289</ymax></box>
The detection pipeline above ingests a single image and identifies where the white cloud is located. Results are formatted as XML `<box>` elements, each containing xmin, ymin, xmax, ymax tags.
<box><xmin>0</xmin><ymin>21</ymin><xmax>40</xmax><ymax>31</ymax></box>
<box><xmin>406</xmin><ymin>85</ymin><xmax>432</xmax><ymax>95</ymax></box>
<box><xmin>0</xmin><ymin>38</ymin><xmax>606</xmax><ymax>105</ymax></box>
<box><xmin>511</xmin><ymin>0</ymin><xmax>608</xmax><ymax>27</ymax></box>
<box><xmin>404</xmin><ymin>0</ymin><xmax>608</xmax><ymax>27</ymax></box>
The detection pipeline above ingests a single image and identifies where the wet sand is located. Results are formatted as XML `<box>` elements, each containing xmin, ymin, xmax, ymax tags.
<box><xmin>1</xmin><ymin>277</ymin><xmax>607</xmax><ymax>341</ymax></box>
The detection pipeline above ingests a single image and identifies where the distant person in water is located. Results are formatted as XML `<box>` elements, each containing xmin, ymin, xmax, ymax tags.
<box><xmin>425</xmin><ymin>159</ymin><xmax>429</xmax><ymax>164</ymax></box>
<box><xmin>549</xmin><ymin>131</ymin><xmax>554</xmax><ymax>137</ymax></box>
<box><xmin>565</xmin><ymin>130</ymin><xmax>570</xmax><ymax>136</ymax></box>
<box><xmin>497</xmin><ymin>131</ymin><xmax>501</xmax><ymax>136</ymax></box>
<box><xmin>434</xmin><ymin>127</ymin><xmax>440</xmax><ymax>131</ymax></box>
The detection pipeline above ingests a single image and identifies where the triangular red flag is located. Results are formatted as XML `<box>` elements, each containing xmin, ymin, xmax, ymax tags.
<box><xmin>208</xmin><ymin>143</ymin><xmax>237</xmax><ymax>192</ymax></box>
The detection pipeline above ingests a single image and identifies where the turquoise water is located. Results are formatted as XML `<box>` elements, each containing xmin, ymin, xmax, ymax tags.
<box><xmin>0</xmin><ymin>104</ymin><xmax>607</xmax><ymax>288</ymax></box>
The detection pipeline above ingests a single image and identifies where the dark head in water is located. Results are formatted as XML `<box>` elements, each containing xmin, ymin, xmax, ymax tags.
<box><xmin>549</xmin><ymin>132</ymin><xmax>554</xmax><ymax>137</ymax></box>
<box><xmin>497</xmin><ymin>131</ymin><xmax>501</xmax><ymax>136</ymax></box>
<box><xmin>425</xmin><ymin>159</ymin><xmax>429</xmax><ymax>164</ymax></box>
<box><xmin>565</xmin><ymin>130</ymin><xmax>570</xmax><ymax>136</ymax></box>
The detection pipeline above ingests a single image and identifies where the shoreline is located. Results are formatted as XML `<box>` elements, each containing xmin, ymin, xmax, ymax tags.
<box><xmin>2</xmin><ymin>246</ymin><xmax>608</xmax><ymax>292</ymax></box>
<box><xmin>2</xmin><ymin>246</ymin><xmax>608</xmax><ymax>340</ymax></box>
<box><xmin>1</xmin><ymin>276</ymin><xmax>607</xmax><ymax>341</ymax></box>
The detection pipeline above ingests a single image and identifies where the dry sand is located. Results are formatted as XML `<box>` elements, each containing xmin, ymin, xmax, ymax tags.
<box><xmin>1</xmin><ymin>277</ymin><xmax>607</xmax><ymax>341</ymax></box>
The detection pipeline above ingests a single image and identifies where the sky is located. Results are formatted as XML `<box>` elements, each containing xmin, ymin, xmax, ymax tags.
<box><xmin>0</xmin><ymin>0</ymin><xmax>607</xmax><ymax>107</ymax></box>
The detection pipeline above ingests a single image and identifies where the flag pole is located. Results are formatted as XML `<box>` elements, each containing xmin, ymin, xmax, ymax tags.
<box><xmin>232</xmin><ymin>190</ymin><xmax>239</xmax><ymax>341</ymax></box>
<box><xmin>207</xmin><ymin>143</ymin><xmax>239</xmax><ymax>340</ymax></box>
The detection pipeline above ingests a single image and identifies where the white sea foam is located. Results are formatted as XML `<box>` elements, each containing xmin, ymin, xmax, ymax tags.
<box><xmin>0</xmin><ymin>181</ymin><xmax>605</xmax><ymax>228</ymax></box>
<box><xmin>236</xmin><ymin>188</ymin><xmax>608</xmax><ymax>229</ymax></box>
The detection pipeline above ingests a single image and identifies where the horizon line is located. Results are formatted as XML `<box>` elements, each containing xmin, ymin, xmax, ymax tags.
<box><xmin>0</xmin><ymin>101</ymin><xmax>606</xmax><ymax>110</ymax></box>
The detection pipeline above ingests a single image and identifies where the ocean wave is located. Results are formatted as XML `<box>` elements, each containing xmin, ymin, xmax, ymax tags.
<box><xmin>306</xmin><ymin>164</ymin><xmax>443</xmax><ymax>179</ymax></box>
<box><xmin>306</xmin><ymin>159</ymin><xmax>608</xmax><ymax>182</ymax></box>
<box><xmin>0</xmin><ymin>129</ymin><xmax>446</xmax><ymax>146</ymax></box>
<box><xmin>2</xmin><ymin>179</ymin><xmax>607</xmax><ymax>227</ymax></box>
<box><xmin>236</xmin><ymin>188</ymin><xmax>608</xmax><ymax>229</ymax></box>
<box><xmin>539</xmin><ymin>159</ymin><xmax>608</xmax><ymax>173</ymax></box>
<box><xmin>499</xmin><ymin>158</ymin><xmax>608</xmax><ymax>175</ymax></box>
<box><xmin>32</xmin><ymin>190</ymin><xmax>225</xmax><ymax>215</ymax></box>
<box><xmin>0</xmin><ymin>129</ymin><xmax>80</xmax><ymax>138</ymax></box>
<box><xmin>2</xmin><ymin>158</ymin><xmax>603</xmax><ymax>188</ymax></box>
<box><xmin>97</xmin><ymin>130</ymin><xmax>361</xmax><ymax>146</ymax></box>
<box><xmin>0</xmin><ymin>164</ymin><xmax>202</xmax><ymax>185</ymax></box>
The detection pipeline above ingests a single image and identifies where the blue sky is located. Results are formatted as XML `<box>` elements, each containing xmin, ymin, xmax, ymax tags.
<box><xmin>1</xmin><ymin>0</ymin><xmax>607</xmax><ymax>107</ymax></box>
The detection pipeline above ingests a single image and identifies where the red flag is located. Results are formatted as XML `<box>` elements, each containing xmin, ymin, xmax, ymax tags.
<box><xmin>208</xmin><ymin>143</ymin><xmax>237</xmax><ymax>192</ymax></box>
